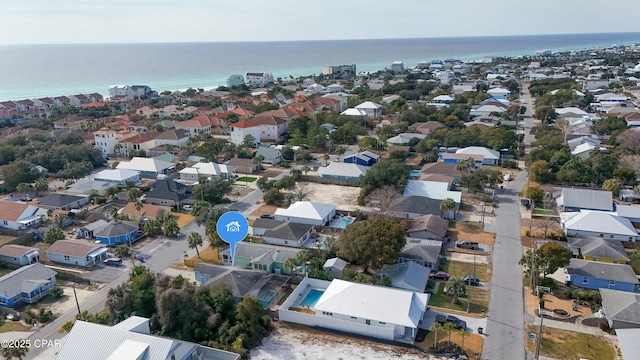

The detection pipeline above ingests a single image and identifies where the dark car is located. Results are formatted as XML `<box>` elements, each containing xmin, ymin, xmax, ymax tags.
<box><xmin>462</xmin><ymin>276</ymin><xmax>480</xmax><ymax>286</ymax></box>
<box><xmin>435</xmin><ymin>314</ymin><xmax>467</xmax><ymax>330</ymax></box>
<box><xmin>103</xmin><ymin>257</ymin><xmax>122</xmax><ymax>266</ymax></box>
<box><xmin>456</xmin><ymin>240</ymin><xmax>479</xmax><ymax>250</ymax></box>
<box><xmin>429</xmin><ymin>271</ymin><xmax>450</xmax><ymax>281</ymax></box>
<box><xmin>260</xmin><ymin>213</ymin><xmax>275</xmax><ymax>219</ymax></box>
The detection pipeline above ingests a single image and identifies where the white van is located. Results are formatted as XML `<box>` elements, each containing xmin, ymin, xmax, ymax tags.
<box><xmin>503</xmin><ymin>173</ymin><xmax>512</xmax><ymax>182</ymax></box>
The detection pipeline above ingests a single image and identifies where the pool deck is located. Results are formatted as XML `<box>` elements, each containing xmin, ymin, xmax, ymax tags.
<box><xmin>294</xmin><ymin>287</ymin><xmax>325</xmax><ymax>309</ymax></box>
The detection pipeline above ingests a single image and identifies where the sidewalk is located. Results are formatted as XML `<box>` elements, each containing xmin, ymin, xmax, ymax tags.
<box><xmin>537</xmin><ymin>317</ymin><xmax>617</xmax><ymax>339</ymax></box>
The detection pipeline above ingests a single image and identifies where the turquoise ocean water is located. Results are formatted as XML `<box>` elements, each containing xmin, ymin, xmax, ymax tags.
<box><xmin>1</xmin><ymin>32</ymin><xmax>640</xmax><ymax>102</ymax></box>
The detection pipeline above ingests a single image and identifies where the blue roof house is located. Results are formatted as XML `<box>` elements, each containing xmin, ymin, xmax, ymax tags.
<box><xmin>0</xmin><ymin>263</ymin><xmax>57</xmax><ymax>308</ymax></box>
<box><xmin>343</xmin><ymin>151</ymin><xmax>380</xmax><ymax>166</ymax></box>
<box><xmin>566</xmin><ymin>259</ymin><xmax>639</xmax><ymax>293</ymax></box>
<box><xmin>94</xmin><ymin>220</ymin><xmax>139</xmax><ymax>245</ymax></box>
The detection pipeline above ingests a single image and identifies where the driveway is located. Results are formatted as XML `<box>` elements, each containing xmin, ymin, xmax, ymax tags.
<box><xmin>422</xmin><ymin>310</ymin><xmax>488</xmax><ymax>335</ymax></box>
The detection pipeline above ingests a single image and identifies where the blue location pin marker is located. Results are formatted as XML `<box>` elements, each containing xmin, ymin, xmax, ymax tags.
<box><xmin>216</xmin><ymin>211</ymin><xmax>249</xmax><ymax>265</ymax></box>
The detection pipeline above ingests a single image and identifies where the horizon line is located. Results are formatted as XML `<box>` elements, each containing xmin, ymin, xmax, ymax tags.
<box><xmin>2</xmin><ymin>31</ymin><xmax>640</xmax><ymax>47</ymax></box>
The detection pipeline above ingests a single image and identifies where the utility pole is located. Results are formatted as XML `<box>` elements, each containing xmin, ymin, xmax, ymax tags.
<box><xmin>129</xmin><ymin>237</ymin><xmax>136</xmax><ymax>267</ymax></box>
<box><xmin>467</xmin><ymin>253</ymin><xmax>476</xmax><ymax>313</ymax></box>
<box><xmin>535</xmin><ymin>314</ymin><xmax>544</xmax><ymax>360</ymax></box>
<box><xmin>72</xmin><ymin>284</ymin><xmax>81</xmax><ymax>315</ymax></box>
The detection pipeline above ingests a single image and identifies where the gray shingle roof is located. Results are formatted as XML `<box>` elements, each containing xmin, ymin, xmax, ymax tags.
<box><xmin>567</xmin><ymin>237</ymin><xmax>630</xmax><ymax>262</ymax></box>
<box><xmin>38</xmin><ymin>193</ymin><xmax>86</xmax><ymax>207</ymax></box>
<box><xmin>234</xmin><ymin>242</ymin><xmax>301</xmax><ymax>264</ymax></box>
<box><xmin>567</xmin><ymin>258</ymin><xmax>639</xmax><ymax>284</ymax></box>
<box><xmin>252</xmin><ymin>218</ymin><xmax>284</xmax><ymax>229</ymax></box>
<box><xmin>202</xmin><ymin>267</ymin><xmax>290</xmax><ymax>302</ymax></box>
<box><xmin>399</xmin><ymin>242</ymin><xmax>442</xmax><ymax>264</ymax></box>
<box><xmin>379</xmin><ymin>261</ymin><xmax>430</xmax><ymax>291</ymax></box>
<box><xmin>94</xmin><ymin>220</ymin><xmax>138</xmax><ymax>238</ymax></box>
<box><xmin>263</xmin><ymin>221</ymin><xmax>313</xmax><ymax>241</ymax></box>
<box><xmin>558</xmin><ymin>188</ymin><xmax>613</xmax><ymax>211</ymax></box>
<box><xmin>0</xmin><ymin>263</ymin><xmax>57</xmax><ymax>299</ymax></box>
<box><xmin>600</xmin><ymin>288</ymin><xmax>640</xmax><ymax>325</ymax></box>
<box><xmin>147</xmin><ymin>179</ymin><xmax>185</xmax><ymax>202</ymax></box>
<box><xmin>390</xmin><ymin>196</ymin><xmax>441</xmax><ymax>216</ymax></box>
<box><xmin>194</xmin><ymin>263</ymin><xmax>228</xmax><ymax>277</ymax></box>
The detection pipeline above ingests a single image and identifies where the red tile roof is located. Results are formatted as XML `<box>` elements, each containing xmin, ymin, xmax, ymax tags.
<box><xmin>120</xmin><ymin>131</ymin><xmax>160</xmax><ymax>144</ymax></box>
<box><xmin>80</xmin><ymin>102</ymin><xmax>108</xmax><ymax>108</ymax></box>
<box><xmin>231</xmin><ymin>119</ymin><xmax>260</xmax><ymax>129</ymax></box>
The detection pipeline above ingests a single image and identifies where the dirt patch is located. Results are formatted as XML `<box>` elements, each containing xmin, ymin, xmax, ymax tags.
<box><xmin>252</xmin><ymin>321</ymin><xmax>440</xmax><ymax>359</ymax></box>
<box><xmin>0</xmin><ymin>235</ymin><xmax>17</xmax><ymax>246</ymax></box>
<box><xmin>449</xmin><ymin>221</ymin><xmax>495</xmax><ymax>246</ymax></box>
<box><xmin>171</xmin><ymin>212</ymin><xmax>196</xmax><ymax>228</ymax></box>
<box><xmin>184</xmin><ymin>246</ymin><xmax>223</xmax><ymax>268</ymax></box>
<box><xmin>250</xmin><ymin>204</ymin><xmax>282</xmax><ymax>217</ymax></box>
<box><xmin>230</xmin><ymin>186</ymin><xmax>255</xmax><ymax>199</ymax></box>
<box><xmin>416</xmin><ymin>331</ymin><xmax>483</xmax><ymax>359</ymax></box>
<box><xmin>258</xmin><ymin>169</ymin><xmax>284</xmax><ymax>178</ymax></box>
<box><xmin>44</xmin><ymin>284</ymin><xmax>98</xmax><ymax>316</ymax></box>
<box><xmin>524</xmin><ymin>288</ymin><xmax>593</xmax><ymax>319</ymax></box>
<box><xmin>525</xmin><ymin>324</ymin><xmax>616</xmax><ymax>360</ymax></box>
<box><xmin>296</xmin><ymin>182</ymin><xmax>361</xmax><ymax>211</ymax></box>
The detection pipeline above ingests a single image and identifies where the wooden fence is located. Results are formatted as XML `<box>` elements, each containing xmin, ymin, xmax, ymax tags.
<box><xmin>299</xmin><ymin>175</ymin><xmax>360</xmax><ymax>187</ymax></box>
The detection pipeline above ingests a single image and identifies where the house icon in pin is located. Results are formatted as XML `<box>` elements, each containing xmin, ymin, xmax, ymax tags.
<box><xmin>226</xmin><ymin>221</ymin><xmax>241</xmax><ymax>232</ymax></box>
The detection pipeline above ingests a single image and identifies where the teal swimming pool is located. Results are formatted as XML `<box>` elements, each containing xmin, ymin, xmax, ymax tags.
<box><xmin>337</xmin><ymin>218</ymin><xmax>353</xmax><ymax>229</ymax></box>
<box><xmin>410</xmin><ymin>170</ymin><xmax>421</xmax><ymax>177</ymax></box>
<box><xmin>300</xmin><ymin>289</ymin><xmax>324</xmax><ymax>308</ymax></box>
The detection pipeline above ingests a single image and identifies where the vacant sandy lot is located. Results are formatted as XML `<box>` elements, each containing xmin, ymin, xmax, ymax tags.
<box><xmin>251</xmin><ymin>322</ymin><xmax>445</xmax><ymax>360</ymax></box>
<box><xmin>299</xmin><ymin>182</ymin><xmax>361</xmax><ymax>211</ymax></box>
<box><xmin>47</xmin><ymin>285</ymin><xmax>97</xmax><ymax>316</ymax></box>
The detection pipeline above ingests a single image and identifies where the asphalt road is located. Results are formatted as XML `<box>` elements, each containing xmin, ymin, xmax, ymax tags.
<box><xmin>520</xmin><ymin>83</ymin><xmax>536</xmax><ymax>153</ymax></box>
<box><xmin>482</xmin><ymin>171</ymin><xmax>529</xmax><ymax>360</ymax></box>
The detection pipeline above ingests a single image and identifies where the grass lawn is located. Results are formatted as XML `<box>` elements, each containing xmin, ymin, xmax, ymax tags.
<box><xmin>532</xmin><ymin>208</ymin><xmax>557</xmax><ymax>215</ymax></box>
<box><xmin>448</xmin><ymin>221</ymin><xmax>495</xmax><ymax>246</ymax></box>
<box><xmin>441</xmin><ymin>260</ymin><xmax>491</xmax><ymax>283</ymax></box>
<box><xmin>525</xmin><ymin>324</ymin><xmax>615</xmax><ymax>360</ymax></box>
<box><xmin>236</xmin><ymin>176</ymin><xmax>257</xmax><ymax>182</ymax></box>
<box><xmin>0</xmin><ymin>321</ymin><xmax>31</xmax><ymax>333</ymax></box>
<box><xmin>429</xmin><ymin>283</ymin><xmax>487</xmax><ymax>314</ymax></box>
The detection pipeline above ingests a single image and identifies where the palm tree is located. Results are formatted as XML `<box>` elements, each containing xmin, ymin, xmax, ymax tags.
<box><xmin>144</xmin><ymin>218</ymin><xmax>162</xmax><ymax>235</ymax></box>
<box><xmin>323</xmin><ymin>153</ymin><xmax>330</xmax><ymax>166</ymax></box>
<box><xmin>430</xmin><ymin>321</ymin><xmax>444</xmax><ymax>350</ymax></box>
<box><xmin>1</xmin><ymin>344</ymin><xmax>29</xmax><ymax>359</ymax></box>
<box><xmin>443</xmin><ymin>322</ymin><xmax>457</xmax><ymax>351</ymax></box>
<box><xmin>188</xmin><ymin>232</ymin><xmax>204</xmax><ymax>258</ymax></box>
<box><xmin>445</xmin><ymin>277</ymin><xmax>467</xmax><ymax>304</ymax></box>
<box><xmin>455</xmin><ymin>157</ymin><xmax>474</xmax><ymax>174</ymax></box>
<box><xmin>105</xmin><ymin>186</ymin><xmax>119</xmax><ymax>200</ymax></box>
<box><xmin>134</xmin><ymin>200</ymin><xmax>143</xmax><ymax>222</ymax></box>
<box><xmin>301</xmin><ymin>165</ymin><xmax>311</xmax><ymax>175</ymax></box>
<box><xmin>16</xmin><ymin>182</ymin><xmax>32</xmax><ymax>195</ymax></box>
<box><xmin>34</xmin><ymin>177</ymin><xmax>48</xmax><ymax>195</ymax></box>
<box><xmin>284</xmin><ymin>257</ymin><xmax>299</xmax><ymax>275</ymax></box>
<box><xmin>455</xmin><ymin>327</ymin><xmax>469</xmax><ymax>355</ymax></box>
<box><xmin>127</xmin><ymin>187</ymin><xmax>142</xmax><ymax>202</ymax></box>
<box><xmin>108</xmin><ymin>206</ymin><xmax>119</xmax><ymax>221</ymax></box>
<box><xmin>205</xmin><ymin>220</ymin><xmax>225</xmax><ymax>259</ymax></box>
<box><xmin>439</xmin><ymin>198</ymin><xmax>456</xmax><ymax>219</ymax></box>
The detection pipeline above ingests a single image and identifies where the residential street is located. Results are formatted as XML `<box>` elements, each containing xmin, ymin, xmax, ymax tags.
<box><xmin>482</xmin><ymin>171</ymin><xmax>528</xmax><ymax>360</ymax></box>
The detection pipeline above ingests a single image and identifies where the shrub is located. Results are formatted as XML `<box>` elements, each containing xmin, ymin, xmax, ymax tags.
<box><xmin>502</xmin><ymin>159</ymin><xmax>518</xmax><ymax>169</ymax></box>
<box><xmin>538</xmin><ymin>277</ymin><xmax>557</xmax><ymax>290</ymax></box>
<box><xmin>95</xmin><ymin>197</ymin><xmax>106</xmax><ymax>204</ymax></box>
<box><xmin>49</xmin><ymin>285</ymin><xmax>64</xmax><ymax>299</ymax></box>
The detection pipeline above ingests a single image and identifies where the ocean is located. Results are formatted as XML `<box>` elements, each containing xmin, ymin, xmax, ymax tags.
<box><xmin>1</xmin><ymin>32</ymin><xmax>640</xmax><ymax>102</ymax></box>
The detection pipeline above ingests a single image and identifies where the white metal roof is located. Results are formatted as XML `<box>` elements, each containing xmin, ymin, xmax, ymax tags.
<box><xmin>314</xmin><ymin>279</ymin><xmax>429</xmax><ymax>328</ymax></box>
<box><xmin>275</xmin><ymin>201</ymin><xmax>336</xmax><ymax>221</ymax></box>
<box><xmin>456</xmin><ymin>146</ymin><xmax>500</xmax><ymax>160</ymax></box>
<box><xmin>317</xmin><ymin>162</ymin><xmax>369</xmax><ymax>178</ymax></box>
<box><xmin>340</xmin><ymin>108</ymin><xmax>367</xmax><ymax>116</ymax></box>
<box><xmin>563</xmin><ymin>211</ymin><xmax>638</xmax><ymax>236</ymax></box>
<box><xmin>616</xmin><ymin>328</ymin><xmax>640</xmax><ymax>359</ymax></box>
<box><xmin>403</xmin><ymin>180</ymin><xmax>462</xmax><ymax>203</ymax></box>
<box><xmin>116</xmin><ymin>157</ymin><xmax>175</xmax><ymax>173</ymax></box>
<box><xmin>56</xmin><ymin>320</ymin><xmax>174</xmax><ymax>360</ymax></box>
<box><xmin>94</xmin><ymin>169</ymin><xmax>140</xmax><ymax>182</ymax></box>
<box><xmin>355</xmin><ymin>101</ymin><xmax>383</xmax><ymax>109</ymax></box>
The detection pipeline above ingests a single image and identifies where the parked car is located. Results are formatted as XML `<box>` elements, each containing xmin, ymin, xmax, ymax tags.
<box><xmin>456</xmin><ymin>240</ymin><xmax>479</xmax><ymax>250</ymax></box>
<box><xmin>260</xmin><ymin>213</ymin><xmax>275</xmax><ymax>219</ymax></box>
<box><xmin>429</xmin><ymin>271</ymin><xmax>450</xmax><ymax>281</ymax></box>
<box><xmin>435</xmin><ymin>314</ymin><xmax>467</xmax><ymax>330</ymax></box>
<box><xmin>20</xmin><ymin>196</ymin><xmax>32</xmax><ymax>202</ymax></box>
<box><xmin>103</xmin><ymin>257</ymin><xmax>123</xmax><ymax>266</ymax></box>
<box><xmin>182</xmin><ymin>204</ymin><xmax>193</xmax><ymax>211</ymax></box>
<box><xmin>462</xmin><ymin>276</ymin><xmax>480</xmax><ymax>286</ymax></box>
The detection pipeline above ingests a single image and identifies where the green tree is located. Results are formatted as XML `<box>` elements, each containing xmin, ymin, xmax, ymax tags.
<box><xmin>188</xmin><ymin>232</ymin><xmax>204</xmax><ymax>258</ymax></box>
<box><xmin>263</xmin><ymin>188</ymin><xmax>284</xmax><ymax>205</ymax></box>
<box><xmin>439</xmin><ymin>198</ymin><xmax>456</xmax><ymax>219</ymax></box>
<box><xmin>162</xmin><ymin>218</ymin><xmax>180</xmax><ymax>237</ymax></box>
<box><xmin>192</xmin><ymin>177</ymin><xmax>234</xmax><ymax>204</ymax></box>
<box><xmin>529</xmin><ymin>160</ymin><xmax>552</xmax><ymax>183</ymax></box>
<box><xmin>337</xmin><ymin>219</ymin><xmax>405</xmax><ymax>273</ymax></box>
<box><xmin>519</xmin><ymin>248</ymin><xmax>545</xmax><ymax>286</ymax></box>
<box><xmin>445</xmin><ymin>277</ymin><xmax>467</xmax><ymax>304</ymax></box>
<box><xmin>455</xmin><ymin>157</ymin><xmax>475</xmax><ymax>174</ymax></box>
<box><xmin>443</xmin><ymin>322</ymin><xmax>457</xmax><ymax>349</ymax></box>
<box><xmin>455</xmin><ymin>327</ymin><xmax>469</xmax><ymax>355</ymax></box>
<box><xmin>614</xmin><ymin>167</ymin><xmax>637</xmax><ymax>185</ymax></box>
<box><xmin>526</xmin><ymin>186</ymin><xmax>544</xmax><ymax>204</ymax></box>
<box><xmin>0</xmin><ymin>343</ymin><xmax>29</xmax><ymax>360</ymax></box>
<box><xmin>105</xmin><ymin>186</ymin><xmax>119</xmax><ymax>200</ymax></box>
<box><xmin>537</xmin><ymin>242</ymin><xmax>573</xmax><ymax>279</ymax></box>
<box><xmin>431</xmin><ymin>321</ymin><xmax>444</xmax><ymax>350</ymax></box>
<box><xmin>49</xmin><ymin>285</ymin><xmax>64</xmax><ymax>299</ymax></box>
<box><xmin>44</xmin><ymin>227</ymin><xmax>65</xmax><ymax>243</ymax></box>
<box><xmin>556</xmin><ymin>157</ymin><xmax>590</xmax><ymax>184</ymax></box>
<box><xmin>127</xmin><ymin>187</ymin><xmax>142</xmax><ymax>202</ymax></box>
<box><xmin>602</xmin><ymin>178</ymin><xmax>623</xmax><ymax>195</ymax></box>
<box><xmin>144</xmin><ymin>218</ymin><xmax>162</xmax><ymax>235</ymax></box>
<box><xmin>34</xmin><ymin>177</ymin><xmax>48</xmax><ymax>194</ymax></box>
<box><xmin>114</xmin><ymin>244</ymin><xmax>131</xmax><ymax>258</ymax></box>
<box><xmin>358</xmin><ymin>159</ymin><xmax>409</xmax><ymax>204</ymax></box>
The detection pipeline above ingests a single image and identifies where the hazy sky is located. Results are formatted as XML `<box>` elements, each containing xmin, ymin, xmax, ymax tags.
<box><xmin>2</xmin><ymin>0</ymin><xmax>640</xmax><ymax>45</ymax></box>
